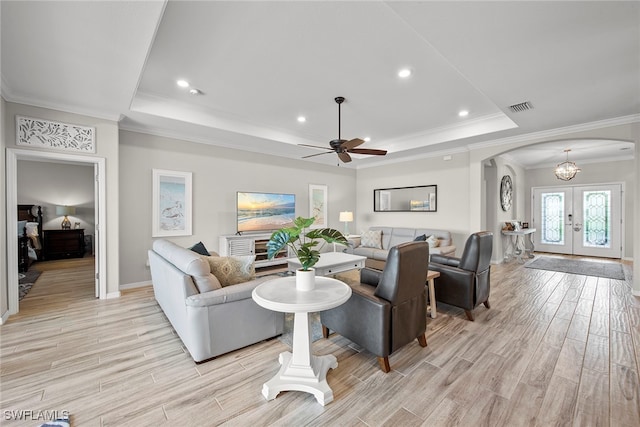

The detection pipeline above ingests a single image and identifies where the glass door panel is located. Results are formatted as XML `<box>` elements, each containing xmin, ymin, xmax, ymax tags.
<box><xmin>534</xmin><ymin>188</ymin><xmax>572</xmax><ymax>254</ymax></box>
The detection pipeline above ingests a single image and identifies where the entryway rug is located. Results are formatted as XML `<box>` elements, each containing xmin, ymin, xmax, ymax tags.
<box><xmin>278</xmin><ymin>312</ymin><xmax>323</xmax><ymax>348</ymax></box>
<box><xmin>525</xmin><ymin>257</ymin><xmax>624</xmax><ymax>280</ymax></box>
<box><xmin>19</xmin><ymin>269</ymin><xmax>41</xmax><ymax>300</ymax></box>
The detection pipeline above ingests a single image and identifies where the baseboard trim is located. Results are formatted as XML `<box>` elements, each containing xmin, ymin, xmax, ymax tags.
<box><xmin>0</xmin><ymin>310</ymin><xmax>9</xmax><ymax>325</ymax></box>
<box><xmin>120</xmin><ymin>280</ymin><xmax>152</xmax><ymax>290</ymax></box>
<box><xmin>105</xmin><ymin>291</ymin><xmax>121</xmax><ymax>299</ymax></box>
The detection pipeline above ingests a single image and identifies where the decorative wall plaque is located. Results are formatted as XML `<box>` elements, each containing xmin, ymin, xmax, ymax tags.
<box><xmin>16</xmin><ymin>115</ymin><xmax>96</xmax><ymax>153</ymax></box>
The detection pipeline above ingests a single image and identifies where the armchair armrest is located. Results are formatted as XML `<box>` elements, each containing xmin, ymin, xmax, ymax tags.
<box><xmin>321</xmin><ymin>282</ymin><xmax>391</xmax><ymax>357</ymax></box>
<box><xmin>431</xmin><ymin>253</ymin><xmax>461</xmax><ymax>267</ymax></box>
<box><xmin>360</xmin><ymin>267</ymin><xmax>382</xmax><ymax>287</ymax></box>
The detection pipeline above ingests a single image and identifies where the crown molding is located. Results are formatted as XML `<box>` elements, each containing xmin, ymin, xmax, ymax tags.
<box><xmin>469</xmin><ymin>114</ymin><xmax>640</xmax><ymax>151</ymax></box>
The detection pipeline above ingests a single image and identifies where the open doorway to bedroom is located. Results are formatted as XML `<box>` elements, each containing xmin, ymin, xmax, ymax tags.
<box><xmin>17</xmin><ymin>160</ymin><xmax>96</xmax><ymax>301</ymax></box>
<box><xmin>6</xmin><ymin>148</ymin><xmax>106</xmax><ymax>316</ymax></box>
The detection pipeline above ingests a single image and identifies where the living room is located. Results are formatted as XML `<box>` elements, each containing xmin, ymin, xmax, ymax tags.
<box><xmin>1</xmin><ymin>1</ymin><xmax>640</xmax><ymax>424</ymax></box>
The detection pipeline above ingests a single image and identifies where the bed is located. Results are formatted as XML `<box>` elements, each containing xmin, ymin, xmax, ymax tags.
<box><xmin>18</xmin><ymin>204</ymin><xmax>43</xmax><ymax>273</ymax></box>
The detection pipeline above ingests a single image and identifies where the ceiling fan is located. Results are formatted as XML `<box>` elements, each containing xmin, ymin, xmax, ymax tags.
<box><xmin>300</xmin><ymin>96</ymin><xmax>387</xmax><ymax>163</ymax></box>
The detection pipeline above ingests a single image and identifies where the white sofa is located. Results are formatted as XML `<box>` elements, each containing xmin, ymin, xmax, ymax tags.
<box><xmin>347</xmin><ymin>226</ymin><xmax>456</xmax><ymax>270</ymax></box>
<box><xmin>148</xmin><ymin>239</ymin><xmax>284</xmax><ymax>362</ymax></box>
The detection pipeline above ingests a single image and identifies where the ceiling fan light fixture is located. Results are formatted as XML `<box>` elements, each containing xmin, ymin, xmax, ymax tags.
<box><xmin>554</xmin><ymin>149</ymin><xmax>581</xmax><ymax>181</ymax></box>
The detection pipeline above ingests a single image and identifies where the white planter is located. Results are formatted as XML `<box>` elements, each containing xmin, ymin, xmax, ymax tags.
<box><xmin>296</xmin><ymin>268</ymin><xmax>316</xmax><ymax>291</ymax></box>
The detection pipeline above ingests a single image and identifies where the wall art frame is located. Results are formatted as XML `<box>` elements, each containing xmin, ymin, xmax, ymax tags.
<box><xmin>152</xmin><ymin>169</ymin><xmax>193</xmax><ymax>237</ymax></box>
<box><xmin>16</xmin><ymin>115</ymin><xmax>96</xmax><ymax>153</ymax></box>
<box><xmin>309</xmin><ymin>184</ymin><xmax>328</xmax><ymax>228</ymax></box>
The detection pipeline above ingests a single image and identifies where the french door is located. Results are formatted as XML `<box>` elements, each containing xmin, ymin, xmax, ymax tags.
<box><xmin>532</xmin><ymin>184</ymin><xmax>622</xmax><ymax>258</ymax></box>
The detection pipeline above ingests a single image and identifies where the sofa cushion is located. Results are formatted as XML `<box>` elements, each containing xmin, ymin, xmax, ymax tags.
<box><xmin>153</xmin><ymin>239</ymin><xmax>221</xmax><ymax>293</ymax></box>
<box><xmin>426</xmin><ymin>235</ymin><xmax>440</xmax><ymax>248</ymax></box>
<box><xmin>361</xmin><ymin>230</ymin><xmax>383</xmax><ymax>249</ymax></box>
<box><xmin>414</xmin><ymin>234</ymin><xmax>427</xmax><ymax>241</ymax></box>
<box><xmin>207</xmin><ymin>256</ymin><xmax>256</xmax><ymax>287</ymax></box>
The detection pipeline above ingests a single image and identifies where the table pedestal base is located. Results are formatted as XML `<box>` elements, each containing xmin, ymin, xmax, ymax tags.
<box><xmin>262</xmin><ymin>351</ymin><xmax>338</xmax><ymax>406</ymax></box>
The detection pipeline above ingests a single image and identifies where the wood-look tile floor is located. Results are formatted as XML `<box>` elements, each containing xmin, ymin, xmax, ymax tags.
<box><xmin>1</xmin><ymin>255</ymin><xmax>639</xmax><ymax>426</ymax></box>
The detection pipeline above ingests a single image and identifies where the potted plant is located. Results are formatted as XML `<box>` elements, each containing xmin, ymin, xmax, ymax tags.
<box><xmin>267</xmin><ymin>216</ymin><xmax>348</xmax><ymax>291</ymax></box>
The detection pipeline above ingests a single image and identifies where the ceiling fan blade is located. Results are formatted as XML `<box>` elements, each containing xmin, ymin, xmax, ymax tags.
<box><xmin>347</xmin><ymin>148</ymin><xmax>388</xmax><ymax>156</ymax></box>
<box><xmin>341</xmin><ymin>138</ymin><xmax>365</xmax><ymax>149</ymax></box>
<box><xmin>299</xmin><ymin>143</ymin><xmax>332</xmax><ymax>151</ymax></box>
<box><xmin>302</xmin><ymin>151</ymin><xmax>333</xmax><ymax>159</ymax></box>
<box><xmin>338</xmin><ymin>152</ymin><xmax>352</xmax><ymax>163</ymax></box>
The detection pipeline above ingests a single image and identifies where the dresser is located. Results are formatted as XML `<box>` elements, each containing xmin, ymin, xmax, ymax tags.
<box><xmin>44</xmin><ymin>229</ymin><xmax>85</xmax><ymax>260</ymax></box>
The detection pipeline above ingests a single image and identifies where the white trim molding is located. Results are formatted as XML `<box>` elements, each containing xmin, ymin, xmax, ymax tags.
<box><xmin>16</xmin><ymin>115</ymin><xmax>96</xmax><ymax>153</ymax></box>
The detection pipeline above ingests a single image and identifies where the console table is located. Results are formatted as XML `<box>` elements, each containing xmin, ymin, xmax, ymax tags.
<box><xmin>502</xmin><ymin>228</ymin><xmax>536</xmax><ymax>263</ymax></box>
<box><xmin>252</xmin><ymin>276</ymin><xmax>351</xmax><ymax>406</ymax></box>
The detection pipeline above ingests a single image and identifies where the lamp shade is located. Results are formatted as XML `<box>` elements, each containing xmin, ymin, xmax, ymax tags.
<box><xmin>56</xmin><ymin>205</ymin><xmax>76</xmax><ymax>216</ymax></box>
<box><xmin>339</xmin><ymin>211</ymin><xmax>353</xmax><ymax>222</ymax></box>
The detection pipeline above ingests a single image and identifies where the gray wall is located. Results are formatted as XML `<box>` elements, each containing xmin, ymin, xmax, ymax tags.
<box><xmin>17</xmin><ymin>160</ymin><xmax>95</xmax><ymax>244</ymax></box>
<box><xmin>1</xmin><ymin>97</ymin><xmax>7</xmax><ymax>317</ymax></box>
<box><xmin>118</xmin><ymin>130</ymin><xmax>357</xmax><ymax>285</ymax></box>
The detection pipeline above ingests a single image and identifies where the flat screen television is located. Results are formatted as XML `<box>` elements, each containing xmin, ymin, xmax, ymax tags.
<box><xmin>237</xmin><ymin>191</ymin><xmax>296</xmax><ymax>233</ymax></box>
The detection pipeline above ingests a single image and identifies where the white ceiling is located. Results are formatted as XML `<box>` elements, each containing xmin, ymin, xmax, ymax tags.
<box><xmin>2</xmin><ymin>1</ymin><xmax>638</xmax><ymax>168</ymax></box>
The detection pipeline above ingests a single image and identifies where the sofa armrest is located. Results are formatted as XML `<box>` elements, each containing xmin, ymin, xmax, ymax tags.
<box><xmin>431</xmin><ymin>254</ymin><xmax>461</xmax><ymax>267</ymax></box>
<box><xmin>348</xmin><ymin>236</ymin><xmax>361</xmax><ymax>248</ymax></box>
<box><xmin>185</xmin><ymin>276</ymin><xmax>273</xmax><ymax>307</ymax></box>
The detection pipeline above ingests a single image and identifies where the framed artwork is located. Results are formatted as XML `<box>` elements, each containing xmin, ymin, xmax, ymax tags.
<box><xmin>309</xmin><ymin>184</ymin><xmax>327</xmax><ymax>228</ymax></box>
<box><xmin>500</xmin><ymin>175</ymin><xmax>513</xmax><ymax>211</ymax></box>
<box><xmin>152</xmin><ymin>169</ymin><xmax>192</xmax><ymax>237</ymax></box>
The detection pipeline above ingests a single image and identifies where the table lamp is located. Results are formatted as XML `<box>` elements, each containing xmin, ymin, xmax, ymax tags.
<box><xmin>339</xmin><ymin>211</ymin><xmax>353</xmax><ymax>236</ymax></box>
<box><xmin>56</xmin><ymin>205</ymin><xmax>76</xmax><ymax>230</ymax></box>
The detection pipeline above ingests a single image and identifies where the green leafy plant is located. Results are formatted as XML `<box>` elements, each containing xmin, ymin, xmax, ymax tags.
<box><xmin>267</xmin><ymin>216</ymin><xmax>348</xmax><ymax>270</ymax></box>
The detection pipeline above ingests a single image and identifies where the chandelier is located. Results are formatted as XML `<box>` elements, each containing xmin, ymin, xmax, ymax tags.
<box><xmin>554</xmin><ymin>149</ymin><xmax>581</xmax><ymax>181</ymax></box>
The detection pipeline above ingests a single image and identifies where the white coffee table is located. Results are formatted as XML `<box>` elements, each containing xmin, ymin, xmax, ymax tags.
<box><xmin>252</xmin><ymin>276</ymin><xmax>351</xmax><ymax>405</ymax></box>
<box><xmin>287</xmin><ymin>252</ymin><xmax>366</xmax><ymax>276</ymax></box>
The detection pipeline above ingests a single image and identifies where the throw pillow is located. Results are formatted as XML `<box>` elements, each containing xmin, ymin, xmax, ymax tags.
<box><xmin>189</xmin><ymin>241</ymin><xmax>210</xmax><ymax>256</ymax></box>
<box><xmin>413</xmin><ymin>234</ymin><xmax>427</xmax><ymax>241</ymax></box>
<box><xmin>360</xmin><ymin>230</ymin><xmax>383</xmax><ymax>249</ymax></box>
<box><xmin>426</xmin><ymin>235</ymin><xmax>440</xmax><ymax>248</ymax></box>
<box><xmin>207</xmin><ymin>256</ymin><xmax>256</xmax><ymax>287</ymax></box>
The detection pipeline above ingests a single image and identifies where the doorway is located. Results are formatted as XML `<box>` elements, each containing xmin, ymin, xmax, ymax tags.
<box><xmin>532</xmin><ymin>184</ymin><xmax>623</xmax><ymax>258</ymax></box>
<box><xmin>6</xmin><ymin>148</ymin><xmax>106</xmax><ymax>316</ymax></box>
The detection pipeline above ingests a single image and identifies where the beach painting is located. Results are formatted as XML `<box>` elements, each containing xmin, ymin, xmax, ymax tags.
<box><xmin>152</xmin><ymin>169</ymin><xmax>192</xmax><ymax>237</ymax></box>
<box><xmin>309</xmin><ymin>184</ymin><xmax>327</xmax><ymax>228</ymax></box>
<box><xmin>237</xmin><ymin>192</ymin><xmax>295</xmax><ymax>232</ymax></box>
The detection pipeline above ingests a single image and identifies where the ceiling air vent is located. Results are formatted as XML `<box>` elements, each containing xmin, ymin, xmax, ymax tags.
<box><xmin>509</xmin><ymin>101</ymin><xmax>533</xmax><ymax>113</ymax></box>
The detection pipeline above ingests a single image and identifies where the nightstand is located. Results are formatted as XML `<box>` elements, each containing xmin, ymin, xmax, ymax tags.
<box><xmin>44</xmin><ymin>229</ymin><xmax>85</xmax><ymax>260</ymax></box>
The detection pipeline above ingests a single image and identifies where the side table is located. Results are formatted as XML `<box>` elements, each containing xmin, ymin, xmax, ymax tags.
<box><xmin>252</xmin><ymin>276</ymin><xmax>351</xmax><ymax>406</ymax></box>
<box><xmin>427</xmin><ymin>270</ymin><xmax>440</xmax><ymax>319</ymax></box>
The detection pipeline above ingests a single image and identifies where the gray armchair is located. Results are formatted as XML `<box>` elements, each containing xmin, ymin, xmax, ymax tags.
<box><xmin>321</xmin><ymin>241</ymin><xmax>429</xmax><ymax>373</ymax></box>
<box><xmin>429</xmin><ymin>231</ymin><xmax>493</xmax><ymax>321</ymax></box>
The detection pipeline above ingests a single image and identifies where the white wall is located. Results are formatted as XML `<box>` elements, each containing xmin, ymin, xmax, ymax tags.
<box><xmin>355</xmin><ymin>152</ymin><xmax>471</xmax><ymax>253</ymax></box>
<box><xmin>17</xmin><ymin>160</ymin><xmax>95</xmax><ymax>244</ymax></box>
<box><xmin>118</xmin><ymin>130</ymin><xmax>357</xmax><ymax>286</ymax></box>
<box><xmin>525</xmin><ymin>158</ymin><xmax>635</xmax><ymax>259</ymax></box>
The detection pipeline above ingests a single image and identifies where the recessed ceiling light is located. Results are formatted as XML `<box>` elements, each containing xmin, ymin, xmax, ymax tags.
<box><xmin>177</xmin><ymin>79</ymin><xmax>189</xmax><ymax>88</ymax></box>
<box><xmin>364</xmin><ymin>137</ymin><xmax>371</xmax><ymax>142</ymax></box>
<box><xmin>297</xmin><ymin>116</ymin><xmax>306</xmax><ymax>123</ymax></box>
<box><xmin>398</xmin><ymin>68</ymin><xmax>412</xmax><ymax>78</ymax></box>
<box><xmin>458</xmin><ymin>110</ymin><xmax>469</xmax><ymax>117</ymax></box>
